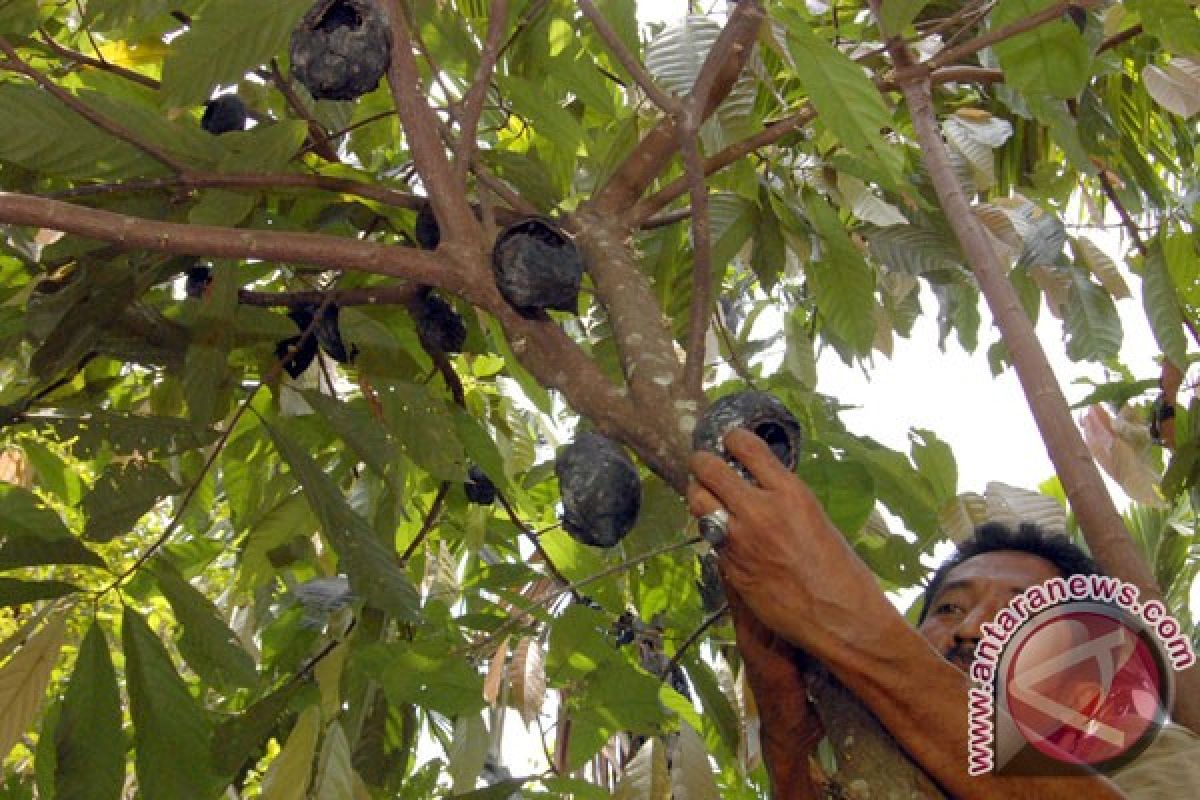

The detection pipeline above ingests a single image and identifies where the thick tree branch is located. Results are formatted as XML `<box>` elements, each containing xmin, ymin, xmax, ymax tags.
<box><xmin>0</xmin><ymin>192</ymin><xmax>451</xmax><ymax>283</ymax></box>
<box><xmin>0</xmin><ymin>35</ymin><xmax>188</xmax><ymax>173</ymax></box>
<box><xmin>383</xmin><ymin>0</ymin><xmax>482</xmax><ymax>247</ymax></box>
<box><xmin>589</xmin><ymin>0</ymin><xmax>765</xmax><ymax>217</ymax></box>
<box><xmin>454</xmin><ymin>0</ymin><xmax>509</xmax><ymax>183</ymax></box>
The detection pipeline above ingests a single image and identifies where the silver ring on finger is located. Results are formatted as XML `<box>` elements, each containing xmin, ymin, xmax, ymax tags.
<box><xmin>698</xmin><ymin>508</ymin><xmax>730</xmax><ymax>547</ymax></box>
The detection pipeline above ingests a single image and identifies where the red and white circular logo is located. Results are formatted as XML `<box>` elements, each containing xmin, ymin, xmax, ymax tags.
<box><xmin>993</xmin><ymin>601</ymin><xmax>1172</xmax><ymax>775</ymax></box>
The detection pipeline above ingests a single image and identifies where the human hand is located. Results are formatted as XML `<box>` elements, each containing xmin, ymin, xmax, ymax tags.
<box><xmin>688</xmin><ymin>429</ymin><xmax>895</xmax><ymax>662</ymax></box>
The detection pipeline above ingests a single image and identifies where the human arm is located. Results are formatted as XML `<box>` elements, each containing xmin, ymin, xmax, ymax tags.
<box><xmin>688</xmin><ymin>430</ymin><xmax>1129</xmax><ymax>799</ymax></box>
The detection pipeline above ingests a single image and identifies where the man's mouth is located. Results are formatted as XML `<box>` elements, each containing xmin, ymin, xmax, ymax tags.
<box><xmin>946</xmin><ymin>647</ymin><xmax>975</xmax><ymax>671</ymax></box>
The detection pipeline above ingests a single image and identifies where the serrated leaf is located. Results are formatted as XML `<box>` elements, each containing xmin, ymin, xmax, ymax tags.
<box><xmin>670</xmin><ymin>721</ymin><xmax>720</xmax><ymax>800</ymax></box>
<box><xmin>1142</xmin><ymin>239</ymin><xmax>1189</xmax><ymax>371</ymax></box>
<box><xmin>0</xmin><ymin>85</ymin><xmax>162</xmax><ymax>179</ymax></box>
<box><xmin>54</xmin><ymin>622</ymin><xmax>125</xmax><ymax>800</ymax></box>
<box><xmin>510</xmin><ymin>636</ymin><xmax>546</xmax><ymax>727</ymax></box>
<box><xmin>0</xmin><ymin>611</ymin><xmax>66</xmax><ymax>762</ymax></box>
<box><xmin>448</xmin><ymin>712</ymin><xmax>489</xmax><ymax>794</ymax></box>
<box><xmin>803</xmin><ymin>193</ymin><xmax>876</xmax><ymax>355</ymax></box>
<box><xmin>82</xmin><ymin>461</ymin><xmax>181</xmax><ymax>543</ymax></box>
<box><xmin>992</xmin><ymin>0</ymin><xmax>1091</xmax><ymax>98</ymax></box>
<box><xmin>0</xmin><ymin>578</ymin><xmax>82</xmax><ymax>608</ymax></box>
<box><xmin>1064</xmin><ymin>270</ymin><xmax>1123</xmax><ymax>363</ymax></box>
<box><xmin>615</xmin><ymin>737</ymin><xmax>670</xmax><ymax>800</ymax></box>
<box><xmin>123</xmin><ymin>607</ymin><xmax>218</xmax><ymax>800</ymax></box>
<box><xmin>314</xmin><ymin>721</ymin><xmax>355</xmax><ymax>800</ymax></box>
<box><xmin>1071</xmin><ymin>236</ymin><xmax>1131</xmax><ymax>299</ymax></box>
<box><xmin>151</xmin><ymin>560</ymin><xmax>257</xmax><ymax>691</ymax></box>
<box><xmin>779</xmin><ymin>10</ymin><xmax>904</xmax><ymax>186</ymax></box>
<box><xmin>265</xmin><ymin>420</ymin><xmax>420</xmax><ymax>621</ymax></box>
<box><xmin>161</xmin><ymin>0</ymin><xmax>313</xmax><ymax>107</ymax></box>
<box><xmin>1143</xmin><ymin>59</ymin><xmax>1200</xmax><ymax>118</ymax></box>
<box><xmin>260</xmin><ymin>705</ymin><xmax>320</xmax><ymax>800</ymax></box>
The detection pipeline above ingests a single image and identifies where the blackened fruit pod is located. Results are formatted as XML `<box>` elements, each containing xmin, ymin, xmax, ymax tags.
<box><xmin>201</xmin><ymin>95</ymin><xmax>247</xmax><ymax>135</ymax></box>
<box><xmin>491</xmin><ymin>218</ymin><xmax>583</xmax><ymax>317</ymax></box>
<box><xmin>464</xmin><ymin>465</ymin><xmax>496</xmax><ymax>505</ymax></box>
<box><xmin>555</xmin><ymin>432</ymin><xmax>641</xmax><ymax>548</ymax></box>
<box><xmin>413</xmin><ymin>291</ymin><xmax>466</xmax><ymax>355</ymax></box>
<box><xmin>414</xmin><ymin>202</ymin><xmax>440</xmax><ymax>250</ymax></box>
<box><xmin>290</xmin><ymin>0</ymin><xmax>392</xmax><ymax>102</ymax></box>
<box><xmin>692</xmin><ymin>391</ymin><xmax>803</xmax><ymax>481</ymax></box>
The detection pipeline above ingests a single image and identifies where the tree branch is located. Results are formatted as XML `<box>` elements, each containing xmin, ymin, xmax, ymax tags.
<box><xmin>927</xmin><ymin>0</ymin><xmax>1104</xmax><ymax>71</ymax></box>
<box><xmin>454</xmin><ymin>0</ymin><xmax>509</xmax><ymax>183</ymax></box>
<box><xmin>0</xmin><ymin>35</ymin><xmax>188</xmax><ymax>173</ymax></box>
<box><xmin>239</xmin><ymin>285</ymin><xmax>421</xmax><ymax>308</ymax></box>
<box><xmin>270</xmin><ymin>58</ymin><xmax>341</xmax><ymax>163</ymax></box>
<box><xmin>679</xmin><ymin>129</ymin><xmax>713</xmax><ymax>399</ymax></box>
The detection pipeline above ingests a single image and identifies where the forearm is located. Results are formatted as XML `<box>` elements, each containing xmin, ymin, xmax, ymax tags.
<box><xmin>823</xmin><ymin>616</ymin><xmax>1129</xmax><ymax>799</ymax></box>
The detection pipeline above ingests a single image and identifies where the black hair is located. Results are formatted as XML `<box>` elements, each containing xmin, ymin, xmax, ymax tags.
<box><xmin>916</xmin><ymin>521</ymin><xmax>1102</xmax><ymax>624</ymax></box>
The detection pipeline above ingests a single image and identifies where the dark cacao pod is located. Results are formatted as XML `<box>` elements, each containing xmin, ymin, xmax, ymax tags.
<box><xmin>274</xmin><ymin>334</ymin><xmax>319</xmax><ymax>378</ymax></box>
<box><xmin>290</xmin><ymin>0</ymin><xmax>391</xmax><ymax>102</ymax></box>
<box><xmin>201</xmin><ymin>94</ymin><xmax>247</xmax><ymax>135</ymax></box>
<box><xmin>491</xmin><ymin>218</ymin><xmax>583</xmax><ymax>317</ymax></box>
<box><xmin>414</xmin><ymin>201</ymin><xmax>440</xmax><ymax>250</ymax></box>
<box><xmin>464</xmin><ymin>465</ymin><xmax>496</xmax><ymax>505</ymax></box>
<box><xmin>413</xmin><ymin>291</ymin><xmax>466</xmax><ymax>355</ymax></box>
<box><xmin>184</xmin><ymin>265</ymin><xmax>212</xmax><ymax>298</ymax></box>
<box><xmin>692</xmin><ymin>390</ymin><xmax>803</xmax><ymax>481</ymax></box>
<box><xmin>288</xmin><ymin>303</ymin><xmax>355</xmax><ymax>364</ymax></box>
<box><xmin>555</xmin><ymin>432</ymin><xmax>641</xmax><ymax>548</ymax></box>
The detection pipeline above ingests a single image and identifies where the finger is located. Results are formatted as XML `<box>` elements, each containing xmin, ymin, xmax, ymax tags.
<box><xmin>686</xmin><ymin>482</ymin><xmax>723</xmax><ymax>519</ymax></box>
<box><xmin>723</xmin><ymin>428</ymin><xmax>794</xmax><ymax>489</ymax></box>
<box><xmin>689</xmin><ymin>450</ymin><xmax>762</xmax><ymax>515</ymax></box>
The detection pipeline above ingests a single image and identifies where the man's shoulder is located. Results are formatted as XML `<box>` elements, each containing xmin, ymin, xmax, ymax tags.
<box><xmin>1109</xmin><ymin>723</ymin><xmax>1200</xmax><ymax>797</ymax></box>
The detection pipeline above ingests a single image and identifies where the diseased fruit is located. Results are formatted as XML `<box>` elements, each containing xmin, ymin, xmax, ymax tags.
<box><xmin>414</xmin><ymin>201</ymin><xmax>440</xmax><ymax>250</ymax></box>
<box><xmin>692</xmin><ymin>390</ymin><xmax>803</xmax><ymax>481</ymax></box>
<box><xmin>290</xmin><ymin>0</ymin><xmax>392</xmax><ymax>102</ymax></box>
<box><xmin>201</xmin><ymin>94</ymin><xmax>247</xmax><ymax>135</ymax></box>
<box><xmin>413</xmin><ymin>290</ymin><xmax>466</xmax><ymax>355</ymax></box>
<box><xmin>184</xmin><ymin>265</ymin><xmax>212</xmax><ymax>298</ymax></box>
<box><xmin>275</xmin><ymin>334</ymin><xmax>319</xmax><ymax>378</ymax></box>
<box><xmin>555</xmin><ymin>432</ymin><xmax>641</xmax><ymax>548</ymax></box>
<box><xmin>491</xmin><ymin>218</ymin><xmax>583</xmax><ymax>317</ymax></box>
<box><xmin>464</xmin><ymin>465</ymin><xmax>496</xmax><ymax>505</ymax></box>
<box><xmin>287</xmin><ymin>302</ymin><xmax>355</xmax><ymax>364</ymax></box>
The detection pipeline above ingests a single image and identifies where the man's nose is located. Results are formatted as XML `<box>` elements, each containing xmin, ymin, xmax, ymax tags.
<box><xmin>954</xmin><ymin>602</ymin><xmax>1003</xmax><ymax>642</ymax></box>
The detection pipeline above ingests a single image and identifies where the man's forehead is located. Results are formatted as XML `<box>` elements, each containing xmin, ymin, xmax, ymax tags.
<box><xmin>936</xmin><ymin>549</ymin><xmax>1063</xmax><ymax>595</ymax></box>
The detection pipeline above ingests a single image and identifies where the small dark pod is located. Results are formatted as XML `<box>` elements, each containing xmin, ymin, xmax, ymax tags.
<box><xmin>556</xmin><ymin>432</ymin><xmax>641</xmax><ymax>548</ymax></box>
<box><xmin>288</xmin><ymin>303</ymin><xmax>355</xmax><ymax>364</ymax></box>
<box><xmin>275</xmin><ymin>334</ymin><xmax>319</xmax><ymax>378</ymax></box>
<box><xmin>201</xmin><ymin>94</ymin><xmax>247</xmax><ymax>135</ymax></box>
<box><xmin>413</xmin><ymin>291</ymin><xmax>466</xmax><ymax>355</ymax></box>
<box><xmin>464</xmin><ymin>465</ymin><xmax>496</xmax><ymax>505</ymax></box>
<box><xmin>414</xmin><ymin>202</ymin><xmax>440</xmax><ymax>250</ymax></box>
<box><xmin>491</xmin><ymin>218</ymin><xmax>583</xmax><ymax>317</ymax></box>
<box><xmin>184</xmin><ymin>265</ymin><xmax>212</xmax><ymax>298</ymax></box>
<box><xmin>696</xmin><ymin>552</ymin><xmax>725</xmax><ymax>613</ymax></box>
<box><xmin>692</xmin><ymin>391</ymin><xmax>803</xmax><ymax>481</ymax></box>
<box><xmin>290</xmin><ymin>0</ymin><xmax>392</xmax><ymax>101</ymax></box>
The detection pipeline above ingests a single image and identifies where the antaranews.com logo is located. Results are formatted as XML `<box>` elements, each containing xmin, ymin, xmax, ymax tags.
<box><xmin>967</xmin><ymin>574</ymin><xmax>1195</xmax><ymax>777</ymax></box>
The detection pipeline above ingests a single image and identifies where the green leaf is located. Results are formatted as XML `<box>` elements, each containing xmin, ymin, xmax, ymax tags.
<box><xmin>879</xmin><ymin>0</ymin><xmax>931</xmax><ymax>35</ymax></box>
<box><xmin>0</xmin><ymin>0</ymin><xmax>38</xmax><ymax>35</ymax></box>
<box><xmin>0</xmin><ymin>85</ymin><xmax>161</xmax><ymax>179</ymax></box>
<box><xmin>1064</xmin><ymin>270</ymin><xmax>1122</xmax><ymax>363</ymax></box>
<box><xmin>183</xmin><ymin>343</ymin><xmax>228</xmax><ymax>426</ymax></box>
<box><xmin>0</xmin><ymin>612</ymin><xmax>66</xmax><ymax>763</ymax></box>
<box><xmin>358</xmin><ymin>642</ymin><xmax>486</xmax><ymax>717</ymax></box>
<box><xmin>779</xmin><ymin>11</ymin><xmax>904</xmax><ymax>186</ymax></box>
<box><xmin>448</xmin><ymin>712</ymin><xmax>489</xmax><ymax>794</ymax></box>
<box><xmin>211</xmin><ymin>681</ymin><xmax>304</xmax><ymax>780</ymax></box>
<box><xmin>992</xmin><ymin>0</ymin><xmax>1091</xmax><ymax>98</ymax></box>
<box><xmin>82</xmin><ymin>461</ymin><xmax>181</xmax><ymax>543</ymax></box>
<box><xmin>1131</xmin><ymin>0</ymin><xmax>1200</xmax><ymax>58</ymax></box>
<box><xmin>161</xmin><ymin>0</ymin><xmax>313</xmax><ymax>107</ymax></box>
<box><xmin>500</xmin><ymin>75</ymin><xmax>585</xmax><ymax>153</ymax></box>
<box><xmin>379</xmin><ymin>382</ymin><xmax>466</xmax><ymax>481</ymax></box>
<box><xmin>53</xmin><ymin>622</ymin><xmax>125</xmax><ymax>800</ymax></box>
<box><xmin>237</xmin><ymin>492</ymin><xmax>320</xmax><ymax>591</ymax></box>
<box><xmin>830</xmin><ymin>433</ymin><xmax>941</xmax><ymax>539</ymax></box>
<box><xmin>151</xmin><ymin>560</ymin><xmax>258</xmax><ymax>691</ymax></box>
<box><xmin>1142</xmin><ymin>239</ymin><xmax>1188</xmax><ymax>371</ymax></box>
<box><xmin>264</xmin><ymin>420</ymin><xmax>421</xmax><ymax>621</ymax></box>
<box><xmin>1164</xmin><ymin>232</ymin><xmax>1200</xmax><ymax>319</ymax></box>
<box><xmin>0</xmin><ymin>484</ymin><xmax>73</xmax><ymax>540</ymax></box>
<box><xmin>0</xmin><ymin>578</ymin><xmax>82</xmax><ymax>609</ymax></box>
<box><xmin>20</xmin><ymin>411</ymin><xmax>219</xmax><ymax>458</ymax></box>
<box><xmin>122</xmin><ymin>608</ymin><xmax>219</xmax><ymax>800</ymax></box>
<box><xmin>260</xmin><ymin>705</ymin><xmax>320</xmax><ymax>800</ymax></box>
<box><xmin>803</xmin><ymin>193</ymin><xmax>877</xmax><ymax>355</ymax></box>
<box><xmin>314</xmin><ymin>721</ymin><xmax>356</xmax><ymax>800</ymax></box>
<box><xmin>797</xmin><ymin>454</ymin><xmax>875</xmax><ymax>535</ymax></box>
<box><xmin>547</xmin><ymin>604</ymin><xmax>617</xmax><ymax>683</ymax></box>
<box><xmin>304</xmin><ymin>391</ymin><xmax>399</xmax><ymax>489</ymax></box>
<box><xmin>909</xmin><ymin>429</ymin><xmax>958</xmax><ymax>504</ymax></box>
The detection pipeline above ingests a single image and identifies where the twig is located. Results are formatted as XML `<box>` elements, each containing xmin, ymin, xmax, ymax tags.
<box><xmin>663</xmin><ymin>604</ymin><xmax>728</xmax><ymax>681</ymax></box>
<box><xmin>0</xmin><ymin>35</ymin><xmax>188</xmax><ymax>172</ymax></box>
<box><xmin>927</xmin><ymin>0</ymin><xmax>1104</xmax><ymax>71</ymax></box>
<box><xmin>455</xmin><ymin>0</ymin><xmax>509</xmax><ymax>182</ymax></box>
<box><xmin>399</xmin><ymin>483</ymin><xmax>452</xmax><ymax>564</ymax></box>
<box><xmin>579</xmin><ymin>0</ymin><xmax>679</xmax><ymax>114</ymax></box>
<box><xmin>36</xmin><ymin>29</ymin><xmax>159</xmax><ymax>89</ymax></box>
<box><xmin>496</xmin><ymin>490</ymin><xmax>577</xmax><ymax>599</ymax></box>
<box><xmin>270</xmin><ymin>59</ymin><xmax>340</xmax><ymax>162</ymax></box>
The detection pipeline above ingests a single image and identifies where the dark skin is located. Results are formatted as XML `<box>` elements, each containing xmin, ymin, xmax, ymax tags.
<box><xmin>689</xmin><ymin>429</ymin><xmax>1129</xmax><ymax>799</ymax></box>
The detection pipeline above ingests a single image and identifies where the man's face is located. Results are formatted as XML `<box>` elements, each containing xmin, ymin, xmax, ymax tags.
<box><xmin>917</xmin><ymin>550</ymin><xmax>1062</xmax><ymax>672</ymax></box>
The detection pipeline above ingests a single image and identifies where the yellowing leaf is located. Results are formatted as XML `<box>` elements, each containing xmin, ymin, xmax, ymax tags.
<box><xmin>615</xmin><ymin>737</ymin><xmax>671</xmax><ymax>800</ymax></box>
<box><xmin>261</xmin><ymin>706</ymin><xmax>320</xmax><ymax>800</ymax></box>
<box><xmin>0</xmin><ymin>611</ymin><xmax>66</xmax><ymax>762</ymax></box>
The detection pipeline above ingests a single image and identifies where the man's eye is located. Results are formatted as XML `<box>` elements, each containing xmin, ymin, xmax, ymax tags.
<box><xmin>934</xmin><ymin>602</ymin><xmax>963</xmax><ymax>615</ymax></box>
